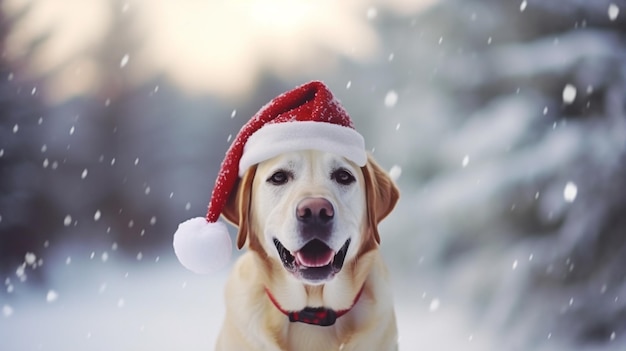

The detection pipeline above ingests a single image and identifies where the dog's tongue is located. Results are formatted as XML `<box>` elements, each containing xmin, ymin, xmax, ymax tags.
<box><xmin>295</xmin><ymin>240</ymin><xmax>335</xmax><ymax>268</ymax></box>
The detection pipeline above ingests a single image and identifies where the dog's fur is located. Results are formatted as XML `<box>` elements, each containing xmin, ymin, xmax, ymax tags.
<box><xmin>216</xmin><ymin>150</ymin><xmax>399</xmax><ymax>351</ymax></box>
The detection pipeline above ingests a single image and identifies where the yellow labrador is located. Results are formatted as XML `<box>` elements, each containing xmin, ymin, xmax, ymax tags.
<box><xmin>216</xmin><ymin>149</ymin><xmax>399</xmax><ymax>351</ymax></box>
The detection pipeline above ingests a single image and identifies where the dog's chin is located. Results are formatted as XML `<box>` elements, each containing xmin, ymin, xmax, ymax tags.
<box><xmin>273</xmin><ymin>237</ymin><xmax>351</xmax><ymax>285</ymax></box>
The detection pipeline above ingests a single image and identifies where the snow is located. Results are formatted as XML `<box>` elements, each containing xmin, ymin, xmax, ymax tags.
<box><xmin>0</xmin><ymin>248</ymin><xmax>509</xmax><ymax>351</ymax></box>
<box><xmin>608</xmin><ymin>3</ymin><xmax>620</xmax><ymax>21</ymax></box>
<box><xmin>520</xmin><ymin>0</ymin><xmax>528</xmax><ymax>12</ymax></box>
<box><xmin>563</xmin><ymin>181</ymin><xmax>578</xmax><ymax>202</ymax></box>
<box><xmin>429</xmin><ymin>298</ymin><xmax>440</xmax><ymax>311</ymax></box>
<box><xmin>1</xmin><ymin>254</ymin><xmax>223</xmax><ymax>350</ymax></box>
<box><xmin>562</xmin><ymin>84</ymin><xmax>577</xmax><ymax>104</ymax></box>
<box><xmin>384</xmin><ymin>90</ymin><xmax>398</xmax><ymax>107</ymax></box>
<box><xmin>63</xmin><ymin>215</ymin><xmax>72</xmax><ymax>226</ymax></box>
<box><xmin>366</xmin><ymin>7</ymin><xmax>378</xmax><ymax>20</ymax></box>
<box><xmin>120</xmin><ymin>54</ymin><xmax>130</xmax><ymax>68</ymax></box>
<box><xmin>462</xmin><ymin>155</ymin><xmax>470</xmax><ymax>168</ymax></box>
<box><xmin>389</xmin><ymin>165</ymin><xmax>402</xmax><ymax>181</ymax></box>
<box><xmin>46</xmin><ymin>290</ymin><xmax>59</xmax><ymax>303</ymax></box>
<box><xmin>2</xmin><ymin>305</ymin><xmax>13</xmax><ymax>317</ymax></box>
<box><xmin>24</xmin><ymin>253</ymin><xmax>37</xmax><ymax>266</ymax></box>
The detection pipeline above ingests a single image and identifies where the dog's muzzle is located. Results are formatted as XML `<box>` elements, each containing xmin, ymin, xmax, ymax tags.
<box><xmin>272</xmin><ymin>197</ymin><xmax>351</xmax><ymax>283</ymax></box>
<box><xmin>273</xmin><ymin>237</ymin><xmax>351</xmax><ymax>283</ymax></box>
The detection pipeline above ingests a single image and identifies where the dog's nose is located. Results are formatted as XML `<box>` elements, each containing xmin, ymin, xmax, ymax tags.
<box><xmin>296</xmin><ymin>197</ymin><xmax>334</xmax><ymax>224</ymax></box>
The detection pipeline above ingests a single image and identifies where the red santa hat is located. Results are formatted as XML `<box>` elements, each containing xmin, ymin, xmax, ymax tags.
<box><xmin>173</xmin><ymin>81</ymin><xmax>366</xmax><ymax>274</ymax></box>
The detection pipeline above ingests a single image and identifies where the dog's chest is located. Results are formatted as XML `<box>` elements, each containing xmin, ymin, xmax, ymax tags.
<box><xmin>285</xmin><ymin>323</ymin><xmax>349</xmax><ymax>351</ymax></box>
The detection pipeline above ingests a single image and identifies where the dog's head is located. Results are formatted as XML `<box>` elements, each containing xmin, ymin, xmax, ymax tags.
<box><xmin>222</xmin><ymin>150</ymin><xmax>398</xmax><ymax>285</ymax></box>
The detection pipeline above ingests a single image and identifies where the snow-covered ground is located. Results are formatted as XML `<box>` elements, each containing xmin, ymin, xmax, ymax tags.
<box><xmin>0</xmin><ymin>244</ymin><xmax>568</xmax><ymax>351</ymax></box>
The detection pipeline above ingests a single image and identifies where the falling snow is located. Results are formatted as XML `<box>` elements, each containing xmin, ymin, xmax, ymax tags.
<box><xmin>94</xmin><ymin>210</ymin><xmax>101</xmax><ymax>221</ymax></box>
<box><xmin>366</xmin><ymin>7</ymin><xmax>377</xmax><ymax>19</ymax></box>
<box><xmin>608</xmin><ymin>3</ymin><xmax>620</xmax><ymax>21</ymax></box>
<box><xmin>63</xmin><ymin>215</ymin><xmax>72</xmax><ymax>226</ymax></box>
<box><xmin>429</xmin><ymin>298</ymin><xmax>440</xmax><ymax>311</ymax></box>
<box><xmin>2</xmin><ymin>305</ymin><xmax>13</xmax><ymax>317</ymax></box>
<box><xmin>563</xmin><ymin>182</ymin><xmax>578</xmax><ymax>202</ymax></box>
<box><xmin>389</xmin><ymin>165</ymin><xmax>402</xmax><ymax>181</ymax></box>
<box><xmin>24</xmin><ymin>252</ymin><xmax>36</xmax><ymax>266</ymax></box>
<box><xmin>46</xmin><ymin>290</ymin><xmax>59</xmax><ymax>303</ymax></box>
<box><xmin>120</xmin><ymin>54</ymin><xmax>130</xmax><ymax>68</ymax></box>
<box><xmin>562</xmin><ymin>84</ymin><xmax>577</xmax><ymax>104</ymax></box>
<box><xmin>384</xmin><ymin>90</ymin><xmax>398</xmax><ymax>108</ymax></box>
<box><xmin>520</xmin><ymin>0</ymin><xmax>528</xmax><ymax>12</ymax></box>
<box><xmin>462</xmin><ymin>155</ymin><xmax>470</xmax><ymax>168</ymax></box>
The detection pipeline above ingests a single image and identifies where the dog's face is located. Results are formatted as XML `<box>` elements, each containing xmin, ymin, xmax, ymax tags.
<box><xmin>251</xmin><ymin>150</ymin><xmax>365</xmax><ymax>285</ymax></box>
<box><xmin>223</xmin><ymin>149</ymin><xmax>398</xmax><ymax>286</ymax></box>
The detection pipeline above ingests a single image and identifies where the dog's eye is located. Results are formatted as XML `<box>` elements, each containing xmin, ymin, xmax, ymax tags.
<box><xmin>267</xmin><ymin>170</ymin><xmax>290</xmax><ymax>185</ymax></box>
<box><xmin>332</xmin><ymin>169</ymin><xmax>356</xmax><ymax>185</ymax></box>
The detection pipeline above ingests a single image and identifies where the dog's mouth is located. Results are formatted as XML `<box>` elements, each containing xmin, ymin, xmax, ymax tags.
<box><xmin>273</xmin><ymin>238</ymin><xmax>350</xmax><ymax>283</ymax></box>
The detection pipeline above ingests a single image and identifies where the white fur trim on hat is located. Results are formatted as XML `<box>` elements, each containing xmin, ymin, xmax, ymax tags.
<box><xmin>173</xmin><ymin>217</ymin><xmax>232</xmax><ymax>274</ymax></box>
<box><xmin>238</xmin><ymin>121</ymin><xmax>366</xmax><ymax>176</ymax></box>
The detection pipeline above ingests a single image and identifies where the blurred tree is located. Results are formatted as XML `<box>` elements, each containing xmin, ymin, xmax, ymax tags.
<box><xmin>367</xmin><ymin>0</ymin><xmax>626</xmax><ymax>347</ymax></box>
<box><xmin>0</xmin><ymin>9</ymin><xmax>58</xmax><ymax>279</ymax></box>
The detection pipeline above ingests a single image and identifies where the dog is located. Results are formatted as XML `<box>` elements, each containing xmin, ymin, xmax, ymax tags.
<box><xmin>215</xmin><ymin>149</ymin><xmax>399</xmax><ymax>351</ymax></box>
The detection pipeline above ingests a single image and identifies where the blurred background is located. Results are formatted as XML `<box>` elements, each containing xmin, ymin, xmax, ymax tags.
<box><xmin>1</xmin><ymin>0</ymin><xmax>626</xmax><ymax>350</ymax></box>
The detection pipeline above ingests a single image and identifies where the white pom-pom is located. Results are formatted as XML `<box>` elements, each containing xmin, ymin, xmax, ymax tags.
<box><xmin>173</xmin><ymin>217</ymin><xmax>232</xmax><ymax>274</ymax></box>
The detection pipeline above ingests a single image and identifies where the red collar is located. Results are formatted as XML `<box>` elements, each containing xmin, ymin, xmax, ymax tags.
<box><xmin>264</xmin><ymin>286</ymin><xmax>364</xmax><ymax>327</ymax></box>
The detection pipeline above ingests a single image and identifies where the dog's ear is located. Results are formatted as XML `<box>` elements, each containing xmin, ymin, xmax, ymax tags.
<box><xmin>362</xmin><ymin>155</ymin><xmax>399</xmax><ymax>244</ymax></box>
<box><xmin>222</xmin><ymin>165</ymin><xmax>257</xmax><ymax>249</ymax></box>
